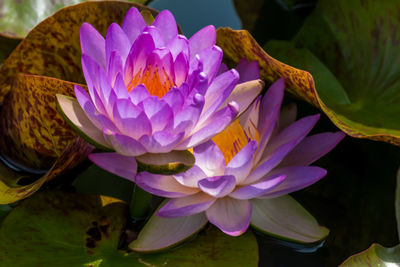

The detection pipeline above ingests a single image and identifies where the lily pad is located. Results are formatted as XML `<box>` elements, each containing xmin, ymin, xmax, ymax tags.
<box><xmin>0</xmin><ymin>137</ymin><xmax>92</xmax><ymax>204</ymax></box>
<box><xmin>0</xmin><ymin>0</ymin><xmax>148</xmax><ymax>38</ymax></box>
<box><xmin>266</xmin><ymin>0</ymin><xmax>400</xmax><ymax>146</ymax></box>
<box><xmin>0</xmin><ymin>1</ymin><xmax>158</xmax><ymax>102</ymax></box>
<box><xmin>0</xmin><ymin>74</ymin><xmax>84</xmax><ymax>170</ymax></box>
<box><xmin>0</xmin><ymin>190</ymin><xmax>259</xmax><ymax>266</ymax></box>
<box><xmin>340</xmin><ymin>244</ymin><xmax>400</xmax><ymax>266</ymax></box>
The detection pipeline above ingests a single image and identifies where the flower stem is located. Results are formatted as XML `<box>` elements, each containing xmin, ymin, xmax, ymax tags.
<box><xmin>130</xmin><ymin>184</ymin><xmax>152</xmax><ymax>220</ymax></box>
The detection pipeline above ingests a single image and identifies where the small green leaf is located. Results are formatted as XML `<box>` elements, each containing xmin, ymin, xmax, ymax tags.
<box><xmin>130</xmin><ymin>201</ymin><xmax>208</xmax><ymax>252</ymax></box>
<box><xmin>136</xmin><ymin>150</ymin><xmax>195</xmax><ymax>175</ymax></box>
<box><xmin>251</xmin><ymin>195</ymin><xmax>329</xmax><ymax>244</ymax></box>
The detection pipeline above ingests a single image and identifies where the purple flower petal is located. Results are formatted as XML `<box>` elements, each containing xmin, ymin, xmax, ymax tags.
<box><xmin>278</xmin><ymin>132</ymin><xmax>345</xmax><ymax>168</ymax></box>
<box><xmin>140</xmin><ymin>96</ymin><xmax>174</xmax><ymax>132</ymax></box>
<box><xmin>152</xmin><ymin>10</ymin><xmax>178</xmax><ymax>44</ymax></box>
<box><xmin>112</xmin><ymin>98</ymin><xmax>152</xmax><ymax>139</ymax></box>
<box><xmin>167</xmin><ymin>34</ymin><xmax>189</xmax><ymax>60</ymax></box>
<box><xmin>88</xmin><ymin>152</ymin><xmax>137</xmax><ymax>181</ymax></box>
<box><xmin>104</xmin><ymin>131</ymin><xmax>147</xmax><ymax>156</ymax></box>
<box><xmin>107</xmin><ymin>50</ymin><xmax>123</xmax><ymax>87</ymax></box>
<box><xmin>135</xmin><ymin>172</ymin><xmax>199</xmax><ymax>198</ymax></box>
<box><xmin>173</xmin><ymin>93</ymin><xmax>204</xmax><ymax>135</ymax></box>
<box><xmin>199</xmin><ymin>69</ymin><xmax>239</xmax><ymax>124</ymax></box>
<box><xmin>259</xmin><ymin>166</ymin><xmax>327</xmax><ymax>198</ymax></box>
<box><xmin>139</xmin><ymin>131</ymin><xmax>185</xmax><ymax>153</ymax></box>
<box><xmin>122</xmin><ymin>7</ymin><xmax>147</xmax><ymax>44</ymax></box>
<box><xmin>124</xmin><ymin>33</ymin><xmax>156</xmax><ymax>84</ymax></box>
<box><xmin>245</xmin><ymin>140</ymin><xmax>297</xmax><ymax>185</ymax></box>
<box><xmin>74</xmin><ymin>85</ymin><xmax>118</xmax><ymax>132</ymax></box>
<box><xmin>258</xmin><ymin>78</ymin><xmax>284</xmax><ymax>137</ymax></box>
<box><xmin>236</xmin><ymin>59</ymin><xmax>260</xmax><ymax>83</ymax></box>
<box><xmin>174</xmin><ymin>52</ymin><xmax>189</xmax><ymax>87</ymax></box>
<box><xmin>196</xmin><ymin>45</ymin><xmax>222</xmax><ymax>84</ymax></box>
<box><xmin>128</xmin><ymin>84</ymin><xmax>150</xmax><ymax>105</ymax></box>
<box><xmin>130</xmin><ymin>206</ymin><xmax>208</xmax><ymax>252</ymax></box>
<box><xmin>162</xmin><ymin>88</ymin><xmax>184</xmax><ymax>114</ymax></box>
<box><xmin>220</xmin><ymin>79</ymin><xmax>264</xmax><ymax>118</ymax></box>
<box><xmin>198</xmin><ymin>175</ymin><xmax>236</xmax><ymax>198</ymax></box>
<box><xmin>55</xmin><ymin>94</ymin><xmax>111</xmax><ymax>150</ymax></box>
<box><xmin>157</xmin><ymin>192</ymin><xmax>216</xmax><ymax>217</ymax></box>
<box><xmin>189</xmin><ymin>25</ymin><xmax>216</xmax><ymax>59</ymax></box>
<box><xmin>229</xmin><ymin>174</ymin><xmax>285</xmax><ymax>200</ymax></box>
<box><xmin>177</xmin><ymin>102</ymin><xmax>239</xmax><ymax>149</ymax></box>
<box><xmin>80</xmin><ymin>23</ymin><xmax>105</xmax><ymax>68</ymax></box>
<box><xmin>225</xmin><ymin>141</ymin><xmax>258</xmax><ymax>184</ymax></box>
<box><xmin>193</xmin><ymin>140</ymin><xmax>226</xmax><ymax>176</ymax></box>
<box><xmin>112</xmin><ymin>73</ymin><xmax>129</xmax><ymax>99</ymax></box>
<box><xmin>105</xmin><ymin>23</ymin><xmax>131</xmax><ymax>67</ymax></box>
<box><xmin>143</xmin><ymin>25</ymin><xmax>165</xmax><ymax>47</ymax></box>
<box><xmin>261</xmin><ymin>114</ymin><xmax>320</xmax><ymax>162</ymax></box>
<box><xmin>173</xmin><ymin>165</ymin><xmax>208</xmax><ymax>188</ymax></box>
<box><xmin>206</xmin><ymin>198</ymin><xmax>252</xmax><ymax>236</ymax></box>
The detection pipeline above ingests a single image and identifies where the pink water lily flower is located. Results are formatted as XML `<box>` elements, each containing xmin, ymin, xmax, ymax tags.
<box><xmin>132</xmin><ymin>78</ymin><xmax>345</xmax><ymax>236</ymax></box>
<box><xmin>56</xmin><ymin>8</ymin><xmax>263</xmax><ymax>172</ymax></box>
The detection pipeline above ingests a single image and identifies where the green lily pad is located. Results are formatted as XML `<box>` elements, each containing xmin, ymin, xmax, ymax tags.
<box><xmin>340</xmin><ymin>244</ymin><xmax>400</xmax><ymax>266</ymax></box>
<box><xmin>0</xmin><ymin>0</ymin><xmax>148</xmax><ymax>38</ymax></box>
<box><xmin>0</xmin><ymin>190</ymin><xmax>259</xmax><ymax>266</ymax></box>
<box><xmin>266</xmin><ymin>0</ymin><xmax>400</xmax><ymax>146</ymax></box>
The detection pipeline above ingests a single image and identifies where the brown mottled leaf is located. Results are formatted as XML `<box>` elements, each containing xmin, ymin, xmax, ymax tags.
<box><xmin>0</xmin><ymin>137</ymin><xmax>93</xmax><ymax>204</ymax></box>
<box><xmin>0</xmin><ymin>1</ymin><xmax>158</xmax><ymax>102</ymax></box>
<box><xmin>0</xmin><ymin>74</ymin><xmax>85</xmax><ymax>169</ymax></box>
<box><xmin>216</xmin><ymin>28</ymin><xmax>319</xmax><ymax>107</ymax></box>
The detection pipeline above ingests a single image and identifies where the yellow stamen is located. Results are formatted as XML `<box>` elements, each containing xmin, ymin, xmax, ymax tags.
<box><xmin>127</xmin><ymin>65</ymin><xmax>175</xmax><ymax>98</ymax></box>
<box><xmin>212</xmin><ymin>119</ymin><xmax>259</xmax><ymax>164</ymax></box>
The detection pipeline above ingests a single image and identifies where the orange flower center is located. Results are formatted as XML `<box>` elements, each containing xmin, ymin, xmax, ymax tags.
<box><xmin>128</xmin><ymin>65</ymin><xmax>175</xmax><ymax>98</ymax></box>
<box><xmin>212</xmin><ymin>119</ymin><xmax>259</xmax><ymax>164</ymax></box>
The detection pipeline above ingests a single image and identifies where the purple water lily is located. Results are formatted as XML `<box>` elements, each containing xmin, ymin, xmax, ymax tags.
<box><xmin>131</xmin><ymin>79</ymin><xmax>345</xmax><ymax>236</ymax></box>
<box><xmin>57</xmin><ymin>8</ymin><xmax>263</xmax><ymax>173</ymax></box>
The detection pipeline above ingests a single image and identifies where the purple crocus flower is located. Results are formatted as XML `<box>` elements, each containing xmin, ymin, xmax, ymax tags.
<box><xmin>132</xmin><ymin>78</ymin><xmax>345</xmax><ymax>236</ymax></box>
<box><xmin>56</xmin><ymin>8</ymin><xmax>263</xmax><ymax>172</ymax></box>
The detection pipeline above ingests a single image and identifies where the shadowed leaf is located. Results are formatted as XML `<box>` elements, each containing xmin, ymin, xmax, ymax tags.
<box><xmin>0</xmin><ymin>74</ymin><xmax>84</xmax><ymax>169</ymax></box>
<box><xmin>0</xmin><ymin>137</ymin><xmax>93</xmax><ymax>204</ymax></box>
<box><xmin>0</xmin><ymin>190</ymin><xmax>259</xmax><ymax>266</ymax></box>
<box><xmin>266</xmin><ymin>0</ymin><xmax>400</xmax><ymax>146</ymax></box>
<box><xmin>0</xmin><ymin>1</ymin><xmax>159</xmax><ymax>102</ymax></box>
<box><xmin>0</xmin><ymin>0</ymin><xmax>148</xmax><ymax>38</ymax></box>
<box><xmin>0</xmin><ymin>34</ymin><xmax>21</xmax><ymax>64</ymax></box>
